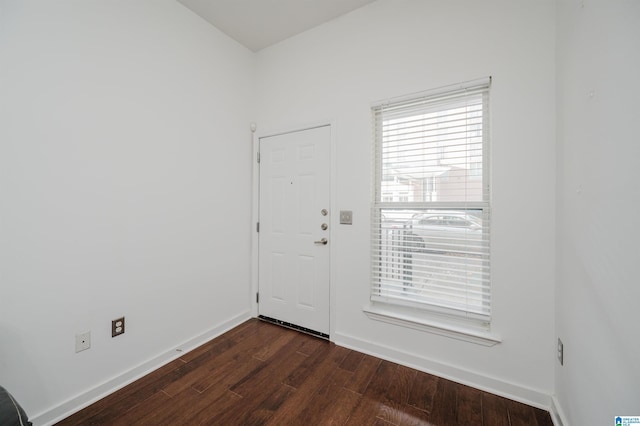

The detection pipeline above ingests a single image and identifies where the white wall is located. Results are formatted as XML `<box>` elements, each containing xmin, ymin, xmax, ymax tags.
<box><xmin>256</xmin><ymin>0</ymin><xmax>556</xmax><ymax>407</ymax></box>
<box><xmin>555</xmin><ymin>0</ymin><xmax>640</xmax><ymax>424</ymax></box>
<box><xmin>0</xmin><ymin>1</ymin><xmax>254</xmax><ymax>423</ymax></box>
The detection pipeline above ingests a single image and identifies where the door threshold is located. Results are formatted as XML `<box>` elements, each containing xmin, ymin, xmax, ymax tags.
<box><xmin>258</xmin><ymin>315</ymin><xmax>329</xmax><ymax>340</ymax></box>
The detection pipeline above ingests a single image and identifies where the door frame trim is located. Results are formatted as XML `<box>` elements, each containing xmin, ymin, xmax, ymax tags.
<box><xmin>250</xmin><ymin>120</ymin><xmax>336</xmax><ymax>340</ymax></box>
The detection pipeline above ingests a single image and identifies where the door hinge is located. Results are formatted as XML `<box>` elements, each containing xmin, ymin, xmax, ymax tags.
<box><xmin>256</xmin><ymin>292</ymin><xmax>259</xmax><ymax>303</ymax></box>
<box><xmin>256</xmin><ymin>222</ymin><xmax>260</xmax><ymax>232</ymax></box>
<box><xmin>257</xmin><ymin>152</ymin><xmax>260</xmax><ymax>163</ymax></box>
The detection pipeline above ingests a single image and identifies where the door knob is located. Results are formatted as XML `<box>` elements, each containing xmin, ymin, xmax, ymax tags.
<box><xmin>314</xmin><ymin>238</ymin><xmax>328</xmax><ymax>245</ymax></box>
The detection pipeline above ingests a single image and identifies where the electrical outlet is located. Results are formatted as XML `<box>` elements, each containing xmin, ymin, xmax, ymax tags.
<box><xmin>557</xmin><ymin>338</ymin><xmax>564</xmax><ymax>365</ymax></box>
<box><xmin>75</xmin><ymin>331</ymin><xmax>91</xmax><ymax>353</ymax></box>
<box><xmin>112</xmin><ymin>317</ymin><xmax>125</xmax><ymax>337</ymax></box>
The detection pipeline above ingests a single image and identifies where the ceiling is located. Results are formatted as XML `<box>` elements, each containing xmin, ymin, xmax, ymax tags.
<box><xmin>176</xmin><ymin>0</ymin><xmax>377</xmax><ymax>52</ymax></box>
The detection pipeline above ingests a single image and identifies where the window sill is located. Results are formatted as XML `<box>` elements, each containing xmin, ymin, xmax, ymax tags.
<box><xmin>363</xmin><ymin>305</ymin><xmax>502</xmax><ymax>347</ymax></box>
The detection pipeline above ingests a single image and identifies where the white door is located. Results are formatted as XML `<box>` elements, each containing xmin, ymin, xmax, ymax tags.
<box><xmin>258</xmin><ymin>125</ymin><xmax>330</xmax><ymax>336</ymax></box>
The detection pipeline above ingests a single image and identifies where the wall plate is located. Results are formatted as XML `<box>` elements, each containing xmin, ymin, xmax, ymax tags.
<box><xmin>112</xmin><ymin>317</ymin><xmax>125</xmax><ymax>337</ymax></box>
<box><xmin>340</xmin><ymin>210</ymin><xmax>353</xmax><ymax>225</ymax></box>
<box><xmin>75</xmin><ymin>331</ymin><xmax>91</xmax><ymax>353</ymax></box>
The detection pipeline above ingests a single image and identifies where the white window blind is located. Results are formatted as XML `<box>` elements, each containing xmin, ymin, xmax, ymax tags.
<box><xmin>371</xmin><ymin>78</ymin><xmax>491</xmax><ymax>325</ymax></box>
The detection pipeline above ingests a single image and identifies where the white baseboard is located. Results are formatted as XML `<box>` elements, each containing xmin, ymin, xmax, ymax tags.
<box><xmin>550</xmin><ymin>395</ymin><xmax>569</xmax><ymax>426</ymax></box>
<box><xmin>333</xmin><ymin>331</ymin><xmax>553</xmax><ymax>412</ymax></box>
<box><xmin>31</xmin><ymin>311</ymin><xmax>252</xmax><ymax>426</ymax></box>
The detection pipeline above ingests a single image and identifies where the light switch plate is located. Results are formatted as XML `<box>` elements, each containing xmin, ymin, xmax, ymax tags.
<box><xmin>340</xmin><ymin>210</ymin><xmax>353</xmax><ymax>225</ymax></box>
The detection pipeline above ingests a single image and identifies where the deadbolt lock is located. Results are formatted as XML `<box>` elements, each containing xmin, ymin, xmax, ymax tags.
<box><xmin>321</xmin><ymin>223</ymin><xmax>328</xmax><ymax>230</ymax></box>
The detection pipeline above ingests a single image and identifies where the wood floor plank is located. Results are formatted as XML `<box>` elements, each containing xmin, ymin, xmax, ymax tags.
<box><xmin>209</xmin><ymin>352</ymin><xmax>306</xmax><ymax>425</ymax></box>
<box><xmin>482</xmin><ymin>391</ymin><xmax>510</xmax><ymax>426</ymax></box>
<box><xmin>457</xmin><ymin>384</ymin><xmax>483</xmax><ymax>426</ymax></box>
<box><xmin>378</xmin><ymin>365</ymin><xmax>429</xmax><ymax>425</ymax></box>
<box><xmin>227</xmin><ymin>383</ymin><xmax>297</xmax><ymax>425</ymax></box>
<box><xmin>346</xmin><ymin>360</ymin><xmax>398</xmax><ymax>425</ymax></box>
<box><xmin>282</xmin><ymin>342</ymin><xmax>344</xmax><ymax>389</ymax></box>
<box><xmin>508</xmin><ymin>398</ymin><xmax>538</xmax><ymax>426</ymax></box>
<box><xmin>134</xmin><ymin>387</ymin><xmax>202</xmax><ymax>425</ymax></box>
<box><xmin>56</xmin><ymin>320</ymin><xmax>553</xmax><ymax>426</ymax></box>
<box><xmin>534</xmin><ymin>406</ymin><xmax>555</xmax><ymax>426</ymax></box>
<box><xmin>228</xmin><ymin>335</ymin><xmax>309</xmax><ymax>397</ymax></box>
<box><xmin>252</xmin><ymin>328</ymin><xmax>298</xmax><ymax>360</ymax></box>
<box><xmin>288</xmin><ymin>367</ymin><xmax>353</xmax><ymax>424</ymax></box>
<box><xmin>340</xmin><ymin>349</ymin><xmax>365</xmax><ymax>372</ymax></box>
<box><xmin>317</xmin><ymin>388</ymin><xmax>363</xmax><ymax>425</ymax></box>
<box><xmin>343</xmin><ymin>352</ymin><xmax>382</xmax><ymax>395</ymax></box>
<box><xmin>346</xmin><ymin>393</ymin><xmax>389</xmax><ymax>425</ymax></box>
<box><xmin>295</xmin><ymin>332</ymin><xmax>326</xmax><ymax>356</ymax></box>
<box><xmin>227</xmin><ymin>350</ymin><xmax>305</xmax><ymax>398</ymax></box>
<box><xmin>265</xmin><ymin>344</ymin><xmax>351</xmax><ymax>424</ymax></box>
<box><xmin>160</xmin><ymin>361</ymin><xmax>212</xmax><ymax>397</ymax></box>
<box><xmin>146</xmin><ymin>323</ymin><xmax>274</xmax><ymax>398</ymax></box>
<box><xmin>163</xmin><ymin>327</ymin><xmax>288</xmax><ymax>396</ymax></box>
<box><xmin>428</xmin><ymin>378</ymin><xmax>459</xmax><ymax>425</ymax></box>
<box><xmin>395</xmin><ymin>405</ymin><xmax>434</xmax><ymax>426</ymax></box>
<box><xmin>189</xmin><ymin>323</ymin><xmax>284</xmax><ymax>393</ymax></box>
<box><xmin>175</xmin><ymin>358</ymin><xmax>263</xmax><ymax>425</ymax></box>
<box><xmin>407</xmin><ymin>370</ymin><xmax>438</xmax><ymax>413</ymax></box>
<box><xmin>109</xmin><ymin>390</ymin><xmax>171</xmax><ymax>426</ymax></box>
<box><xmin>178</xmin><ymin>382</ymin><xmax>257</xmax><ymax>425</ymax></box>
<box><xmin>208</xmin><ymin>335</ymin><xmax>312</xmax><ymax>424</ymax></box>
<box><xmin>181</xmin><ymin>389</ymin><xmax>242</xmax><ymax>424</ymax></box>
<box><xmin>191</xmin><ymin>352</ymin><xmax>264</xmax><ymax>394</ymax></box>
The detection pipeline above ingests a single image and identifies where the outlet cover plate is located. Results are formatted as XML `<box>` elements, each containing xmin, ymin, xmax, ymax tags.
<box><xmin>112</xmin><ymin>317</ymin><xmax>125</xmax><ymax>337</ymax></box>
<box><xmin>557</xmin><ymin>338</ymin><xmax>564</xmax><ymax>365</ymax></box>
<box><xmin>75</xmin><ymin>331</ymin><xmax>91</xmax><ymax>353</ymax></box>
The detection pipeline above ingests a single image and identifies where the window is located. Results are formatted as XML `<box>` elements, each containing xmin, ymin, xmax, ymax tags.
<box><xmin>371</xmin><ymin>78</ymin><xmax>491</xmax><ymax>327</ymax></box>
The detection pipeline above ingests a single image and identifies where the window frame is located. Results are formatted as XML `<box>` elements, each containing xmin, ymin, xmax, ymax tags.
<box><xmin>370</xmin><ymin>78</ymin><xmax>492</xmax><ymax>331</ymax></box>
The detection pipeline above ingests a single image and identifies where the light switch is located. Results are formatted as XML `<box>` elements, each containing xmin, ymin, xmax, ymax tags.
<box><xmin>340</xmin><ymin>210</ymin><xmax>353</xmax><ymax>225</ymax></box>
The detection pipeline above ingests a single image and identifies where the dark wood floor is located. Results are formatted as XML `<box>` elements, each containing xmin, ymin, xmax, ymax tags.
<box><xmin>56</xmin><ymin>319</ymin><xmax>553</xmax><ymax>425</ymax></box>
